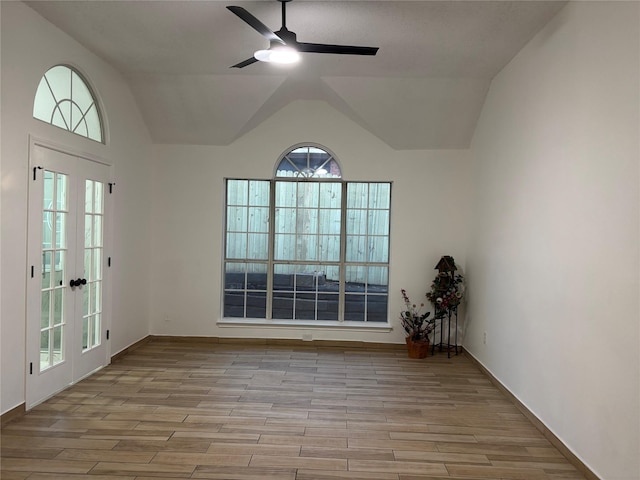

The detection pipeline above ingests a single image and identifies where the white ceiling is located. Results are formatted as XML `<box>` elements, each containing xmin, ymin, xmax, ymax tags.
<box><xmin>25</xmin><ymin>0</ymin><xmax>566</xmax><ymax>149</ymax></box>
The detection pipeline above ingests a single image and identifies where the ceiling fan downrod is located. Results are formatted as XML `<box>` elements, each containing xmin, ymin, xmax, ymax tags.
<box><xmin>280</xmin><ymin>0</ymin><xmax>289</xmax><ymax>30</ymax></box>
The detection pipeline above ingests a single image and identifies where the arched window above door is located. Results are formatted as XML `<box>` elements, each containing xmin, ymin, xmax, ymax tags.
<box><xmin>33</xmin><ymin>65</ymin><xmax>104</xmax><ymax>143</ymax></box>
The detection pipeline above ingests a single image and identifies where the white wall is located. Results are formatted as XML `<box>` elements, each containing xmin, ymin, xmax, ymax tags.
<box><xmin>0</xmin><ymin>2</ymin><xmax>153</xmax><ymax>414</ymax></box>
<box><xmin>149</xmin><ymin>100</ymin><xmax>472</xmax><ymax>343</ymax></box>
<box><xmin>7</xmin><ymin>4</ymin><xmax>637</xmax><ymax>477</ymax></box>
<box><xmin>466</xmin><ymin>2</ymin><xmax>639</xmax><ymax>479</ymax></box>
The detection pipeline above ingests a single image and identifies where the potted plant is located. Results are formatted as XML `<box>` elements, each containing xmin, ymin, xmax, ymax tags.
<box><xmin>400</xmin><ymin>289</ymin><xmax>435</xmax><ymax>358</ymax></box>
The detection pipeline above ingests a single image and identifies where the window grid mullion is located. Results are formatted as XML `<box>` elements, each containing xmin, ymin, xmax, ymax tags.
<box><xmin>338</xmin><ymin>181</ymin><xmax>348</xmax><ymax>322</ymax></box>
<box><xmin>267</xmin><ymin>180</ymin><xmax>276</xmax><ymax>320</ymax></box>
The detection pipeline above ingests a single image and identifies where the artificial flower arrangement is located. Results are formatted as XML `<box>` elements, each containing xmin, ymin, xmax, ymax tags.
<box><xmin>400</xmin><ymin>288</ymin><xmax>435</xmax><ymax>343</ymax></box>
<box><xmin>426</xmin><ymin>271</ymin><xmax>465</xmax><ymax>312</ymax></box>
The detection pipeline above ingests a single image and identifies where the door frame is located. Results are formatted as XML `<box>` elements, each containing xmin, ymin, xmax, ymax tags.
<box><xmin>25</xmin><ymin>136</ymin><xmax>114</xmax><ymax>409</ymax></box>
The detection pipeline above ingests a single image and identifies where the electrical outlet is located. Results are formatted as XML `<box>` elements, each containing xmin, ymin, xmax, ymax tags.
<box><xmin>483</xmin><ymin>331</ymin><xmax>487</xmax><ymax>345</ymax></box>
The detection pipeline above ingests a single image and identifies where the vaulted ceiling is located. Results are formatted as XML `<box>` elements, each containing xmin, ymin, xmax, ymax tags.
<box><xmin>25</xmin><ymin>1</ymin><xmax>566</xmax><ymax>149</ymax></box>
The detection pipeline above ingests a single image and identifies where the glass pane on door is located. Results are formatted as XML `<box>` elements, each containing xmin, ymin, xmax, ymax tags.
<box><xmin>82</xmin><ymin>179</ymin><xmax>104</xmax><ymax>352</ymax></box>
<box><xmin>40</xmin><ymin>171</ymin><xmax>68</xmax><ymax>370</ymax></box>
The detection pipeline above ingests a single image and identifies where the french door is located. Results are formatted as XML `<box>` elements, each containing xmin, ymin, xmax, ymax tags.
<box><xmin>26</xmin><ymin>143</ymin><xmax>111</xmax><ymax>409</ymax></box>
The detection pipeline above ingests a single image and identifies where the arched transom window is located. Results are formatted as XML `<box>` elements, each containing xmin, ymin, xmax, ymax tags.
<box><xmin>275</xmin><ymin>145</ymin><xmax>342</xmax><ymax>178</ymax></box>
<box><xmin>33</xmin><ymin>65</ymin><xmax>104</xmax><ymax>143</ymax></box>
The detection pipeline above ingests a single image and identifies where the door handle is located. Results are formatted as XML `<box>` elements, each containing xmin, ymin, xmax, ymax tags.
<box><xmin>69</xmin><ymin>278</ymin><xmax>87</xmax><ymax>288</ymax></box>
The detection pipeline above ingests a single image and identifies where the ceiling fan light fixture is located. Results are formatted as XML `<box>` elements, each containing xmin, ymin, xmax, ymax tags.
<box><xmin>254</xmin><ymin>46</ymin><xmax>300</xmax><ymax>64</ymax></box>
<box><xmin>227</xmin><ymin>2</ymin><xmax>377</xmax><ymax>68</ymax></box>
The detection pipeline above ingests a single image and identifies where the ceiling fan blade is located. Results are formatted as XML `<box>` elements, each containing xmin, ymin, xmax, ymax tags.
<box><xmin>295</xmin><ymin>42</ymin><xmax>379</xmax><ymax>56</ymax></box>
<box><xmin>230</xmin><ymin>56</ymin><xmax>259</xmax><ymax>69</ymax></box>
<box><xmin>227</xmin><ymin>6</ymin><xmax>285</xmax><ymax>45</ymax></box>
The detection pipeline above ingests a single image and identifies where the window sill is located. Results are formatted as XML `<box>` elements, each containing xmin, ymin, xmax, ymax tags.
<box><xmin>217</xmin><ymin>318</ymin><xmax>392</xmax><ymax>332</ymax></box>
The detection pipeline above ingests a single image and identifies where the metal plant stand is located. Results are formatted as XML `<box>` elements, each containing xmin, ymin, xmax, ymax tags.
<box><xmin>431</xmin><ymin>305</ymin><xmax>459</xmax><ymax>358</ymax></box>
<box><xmin>428</xmin><ymin>256</ymin><xmax>463</xmax><ymax>359</ymax></box>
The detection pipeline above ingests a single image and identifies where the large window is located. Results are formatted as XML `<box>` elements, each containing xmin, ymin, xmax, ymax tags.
<box><xmin>224</xmin><ymin>145</ymin><xmax>390</xmax><ymax>324</ymax></box>
<box><xmin>33</xmin><ymin>65</ymin><xmax>104</xmax><ymax>143</ymax></box>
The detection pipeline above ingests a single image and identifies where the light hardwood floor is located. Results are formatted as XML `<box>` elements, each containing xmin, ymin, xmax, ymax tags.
<box><xmin>1</xmin><ymin>339</ymin><xmax>586</xmax><ymax>480</ymax></box>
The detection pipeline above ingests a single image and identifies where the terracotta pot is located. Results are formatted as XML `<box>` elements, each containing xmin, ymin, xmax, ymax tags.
<box><xmin>406</xmin><ymin>337</ymin><xmax>430</xmax><ymax>359</ymax></box>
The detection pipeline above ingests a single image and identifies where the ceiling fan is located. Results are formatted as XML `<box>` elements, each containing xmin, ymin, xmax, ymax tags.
<box><xmin>227</xmin><ymin>0</ymin><xmax>379</xmax><ymax>68</ymax></box>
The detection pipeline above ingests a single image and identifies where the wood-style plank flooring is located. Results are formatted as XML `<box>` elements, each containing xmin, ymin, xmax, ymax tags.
<box><xmin>1</xmin><ymin>339</ymin><xmax>586</xmax><ymax>479</ymax></box>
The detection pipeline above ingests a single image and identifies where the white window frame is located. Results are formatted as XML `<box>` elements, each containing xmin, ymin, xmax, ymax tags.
<box><xmin>33</xmin><ymin>65</ymin><xmax>105</xmax><ymax>143</ymax></box>
<box><xmin>221</xmin><ymin>177</ymin><xmax>392</xmax><ymax>328</ymax></box>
